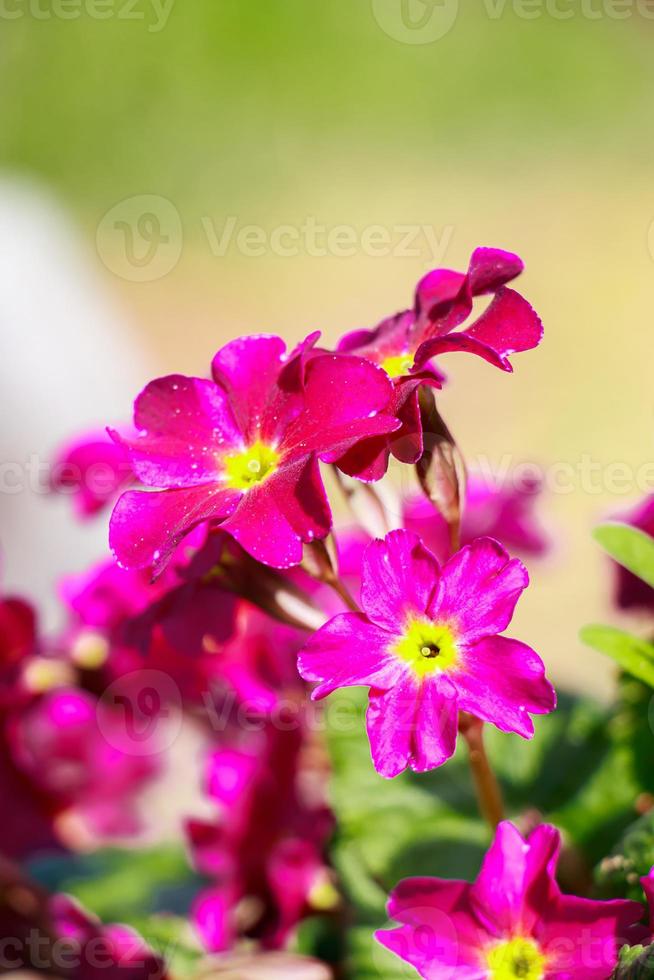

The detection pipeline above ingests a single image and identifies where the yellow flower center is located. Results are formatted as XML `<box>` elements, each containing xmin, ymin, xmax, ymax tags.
<box><xmin>391</xmin><ymin>617</ymin><xmax>459</xmax><ymax>678</ymax></box>
<box><xmin>381</xmin><ymin>353</ymin><xmax>414</xmax><ymax>378</ymax></box>
<box><xmin>487</xmin><ymin>937</ymin><xmax>546</xmax><ymax>980</ymax></box>
<box><xmin>222</xmin><ymin>441</ymin><xmax>279</xmax><ymax>491</ymax></box>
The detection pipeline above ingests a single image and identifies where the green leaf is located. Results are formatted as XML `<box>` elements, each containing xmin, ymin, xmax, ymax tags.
<box><xmin>594</xmin><ymin>523</ymin><xmax>654</xmax><ymax>590</ymax></box>
<box><xmin>581</xmin><ymin>625</ymin><xmax>654</xmax><ymax>688</ymax></box>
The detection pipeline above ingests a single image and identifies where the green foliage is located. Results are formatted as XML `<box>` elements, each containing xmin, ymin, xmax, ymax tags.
<box><xmin>613</xmin><ymin>944</ymin><xmax>654</xmax><ymax>979</ymax></box>
<box><xmin>327</xmin><ymin>682</ymin><xmax>654</xmax><ymax>975</ymax></box>
<box><xmin>1</xmin><ymin>2</ymin><xmax>652</xmax><ymax>213</ymax></box>
<box><xmin>581</xmin><ymin>625</ymin><xmax>654</xmax><ymax>689</ymax></box>
<box><xmin>128</xmin><ymin>916</ymin><xmax>203</xmax><ymax>979</ymax></box>
<box><xmin>595</xmin><ymin>807</ymin><xmax>654</xmax><ymax>903</ymax></box>
<box><xmin>28</xmin><ymin>844</ymin><xmax>203</xmax><ymax>925</ymax></box>
<box><xmin>595</xmin><ymin>524</ymin><xmax>654</xmax><ymax>592</ymax></box>
<box><xmin>583</xmin><ymin>523</ymin><xmax>654</xmax><ymax>686</ymax></box>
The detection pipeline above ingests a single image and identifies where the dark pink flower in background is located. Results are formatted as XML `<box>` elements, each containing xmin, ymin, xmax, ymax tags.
<box><xmin>299</xmin><ymin>530</ymin><xmax>555</xmax><ymax>778</ymax></box>
<box><xmin>52</xmin><ymin>430</ymin><xmax>133</xmax><ymax>518</ymax></box>
<box><xmin>8</xmin><ymin>688</ymin><xmax>159</xmax><ymax>841</ymax></box>
<box><xmin>335</xmin><ymin>248</ymin><xmax>543</xmax><ymax>480</ymax></box>
<box><xmin>404</xmin><ymin>470</ymin><xmax>549</xmax><ymax>563</ymax></box>
<box><xmin>187</xmin><ymin>728</ymin><xmax>334</xmax><ymax>951</ymax></box>
<box><xmin>110</xmin><ymin>333</ymin><xmax>400</xmax><ymax>572</ymax></box>
<box><xmin>0</xmin><ymin>588</ymin><xmax>39</xmax><ymax>707</ymax></box>
<box><xmin>376</xmin><ymin>820</ymin><xmax>643</xmax><ymax>979</ymax></box>
<box><xmin>611</xmin><ymin>495</ymin><xmax>654</xmax><ymax>613</ymax></box>
<box><xmin>51</xmin><ymin>893</ymin><xmax>167</xmax><ymax>980</ymax></box>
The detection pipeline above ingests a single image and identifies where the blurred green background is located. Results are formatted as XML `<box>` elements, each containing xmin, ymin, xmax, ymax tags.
<box><xmin>2</xmin><ymin>1</ymin><xmax>654</xmax><ymax>696</ymax></box>
<box><xmin>2</xmin><ymin>2</ymin><xmax>654</xmax><ymax>207</ymax></box>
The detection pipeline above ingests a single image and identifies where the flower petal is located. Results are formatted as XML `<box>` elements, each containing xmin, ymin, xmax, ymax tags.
<box><xmin>52</xmin><ymin>431</ymin><xmax>132</xmax><ymax>518</ymax></box>
<box><xmin>413</xmin><ymin>332</ymin><xmax>510</xmax><ymax>373</ymax></box>
<box><xmin>281</xmin><ymin>354</ymin><xmax>400</xmax><ymax>460</ymax></box>
<box><xmin>411</xmin><ymin>677</ymin><xmax>459</xmax><ymax>772</ymax></box>
<box><xmin>376</xmin><ymin>925</ymin><xmax>486</xmax><ymax>979</ymax></box>
<box><xmin>429</xmin><ymin>537</ymin><xmax>528</xmax><ymax>642</ymax></box>
<box><xmin>415</xmin><ymin>248</ymin><xmax>524</xmax><ymax>334</ymax></box>
<box><xmin>466</xmin><ymin>247</ymin><xmax>524</xmax><ymax>294</ymax></box>
<box><xmin>298</xmin><ymin>613</ymin><xmax>402</xmax><ymax>700</ymax></box>
<box><xmin>642</xmin><ymin>867</ymin><xmax>654</xmax><ymax>931</ymax></box>
<box><xmin>211</xmin><ymin>334</ymin><xmax>312</xmax><ymax>445</ymax></box>
<box><xmin>538</xmin><ymin>894</ymin><xmax>644</xmax><ymax>979</ymax></box>
<box><xmin>378</xmin><ymin>877</ymin><xmax>487</xmax><ymax>978</ymax></box>
<box><xmin>336</xmin><ymin>326</ymin><xmax>378</xmax><ymax>353</ymax></box>
<box><xmin>361</xmin><ymin>529</ymin><xmax>441</xmax><ymax>632</ymax></box>
<box><xmin>110</xmin><ymin>485</ymin><xmax>239</xmax><ymax>573</ymax></box>
<box><xmin>334</xmin><ymin>378</ymin><xmax>426</xmax><ymax>482</ymax></box>
<box><xmin>192</xmin><ymin>885</ymin><xmax>237</xmax><ymax>953</ymax></box>
<box><xmin>222</xmin><ymin>457</ymin><xmax>332</xmax><ymax>568</ymax></box>
<box><xmin>387</xmin><ymin>877</ymin><xmax>473</xmax><ymax>921</ymax></box>
<box><xmin>453</xmin><ymin>636</ymin><xmax>556</xmax><ymax>739</ymax></box>
<box><xmin>115</xmin><ymin>375</ymin><xmax>241</xmax><ymax>487</ymax></box>
<box><xmin>464</xmin><ymin>287</ymin><xmax>543</xmax><ymax>358</ymax></box>
<box><xmin>366</xmin><ymin>672</ymin><xmax>418</xmax><ymax>779</ymax></box>
<box><xmin>414</xmin><ymin>288</ymin><xmax>542</xmax><ymax>374</ymax></box>
<box><xmin>470</xmin><ymin>821</ymin><xmax>560</xmax><ymax>937</ymax></box>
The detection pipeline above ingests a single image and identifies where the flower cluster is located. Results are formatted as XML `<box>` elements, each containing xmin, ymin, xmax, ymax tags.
<box><xmin>7</xmin><ymin>246</ymin><xmax>649</xmax><ymax>979</ymax></box>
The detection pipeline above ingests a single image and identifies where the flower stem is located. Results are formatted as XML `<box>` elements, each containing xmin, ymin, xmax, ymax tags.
<box><xmin>460</xmin><ymin>714</ymin><xmax>505</xmax><ymax>829</ymax></box>
<box><xmin>326</xmin><ymin>574</ymin><xmax>360</xmax><ymax>613</ymax></box>
<box><xmin>302</xmin><ymin>538</ymin><xmax>361</xmax><ymax>613</ymax></box>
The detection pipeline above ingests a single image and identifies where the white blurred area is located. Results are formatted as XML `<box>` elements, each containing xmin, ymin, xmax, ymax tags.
<box><xmin>0</xmin><ymin>179</ymin><xmax>150</xmax><ymax>625</ymax></box>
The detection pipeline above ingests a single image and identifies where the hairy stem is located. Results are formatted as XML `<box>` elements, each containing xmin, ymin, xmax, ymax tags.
<box><xmin>324</xmin><ymin>572</ymin><xmax>360</xmax><ymax>613</ymax></box>
<box><xmin>460</xmin><ymin>714</ymin><xmax>505</xmax><ymax>829</ymax></box>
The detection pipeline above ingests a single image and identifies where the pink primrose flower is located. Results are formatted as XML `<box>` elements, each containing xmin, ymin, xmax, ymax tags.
<box><xmin>335</xmin><ymin>248</ymin><xmax>543</xmax><ymax>481</ymax></box>
<box><xmin>298</xmin><ymin>529</ymin><xmax>555</xmax><ymax>778</ymax></box>
<box><xmin>109</xmin><ymin>334</ymin><xmax>400</xmax><ymax>573</ymax></box>
<box><xmin>376</xmin><ymin>820</ymin><xmax>643</xmax><ymax>979</ymax></box>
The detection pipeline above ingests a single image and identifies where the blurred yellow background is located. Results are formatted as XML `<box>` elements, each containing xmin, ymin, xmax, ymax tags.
<box><xmin>2</xmin><ymin>1</ymin><xmax>654</xmax><ymax>698</ymax></box>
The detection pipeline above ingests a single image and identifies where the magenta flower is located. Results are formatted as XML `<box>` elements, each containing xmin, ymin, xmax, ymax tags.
<box><xmin>377</xmin><ymin>821</ymin><xmax>643</xmax><ymax>979</ymax></box>
<box><xmin>404</xmin><ymin>470</ymin><xmax>549</xmax><ymax>563</ymax></box>
<box><xmin>0</xmin><ymin>590</ymin><xmax>38</xmax><ymax>708</ymax></box>
<box><xmin>187</xmin><ymin>728</ymin><xmax>334</xmax><ymax>951</ymax></box>
<box><xmin>52</xmin><ymin>429</ymin><xmax>133</xmax><ymax>518</ymax></box>
<box><xmin>9</xmin><ymin>688</ymin><xmax>158</xmax><ymax>841</ymax></box>
<box><xmin>640</xmin><ymin>867</ymin><xmax>654</xmax><ymax>936</ymax></box>
<box><xmin>298</xmin><ymin>530</ymin><xmax>555</xmax><ymax>777</ymax></box>
<box><xmin>109</xmin><ymin>334</ymin><xmax>399</xmax><ymax>572</ymax></box>
<box><xmin>336</xmin><ymin>248</ymin><xmax>543</xmax><ymax>480</ymax></box>
<box><xmin>50</xmin><ymin>893</ymin><xmax>168</xmax><ymax>980</ymax></box>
